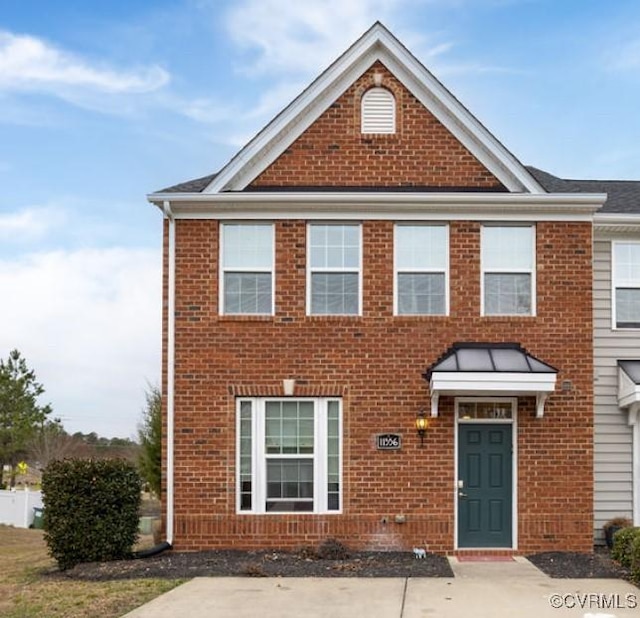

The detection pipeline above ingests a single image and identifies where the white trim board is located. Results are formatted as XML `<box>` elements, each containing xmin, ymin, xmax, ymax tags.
<box><xmin>148</xmin><ymin>192</ymin><xmax>606</xmax><ymax>222</ymax></box>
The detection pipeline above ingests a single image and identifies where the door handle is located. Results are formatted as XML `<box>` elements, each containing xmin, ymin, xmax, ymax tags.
<box><xmin>458</xmin><ymin>491</ymin><xmax>467</xmax><ymax>498</ymax></box>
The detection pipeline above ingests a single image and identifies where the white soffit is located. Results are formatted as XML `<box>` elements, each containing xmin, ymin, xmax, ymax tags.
<box><xmin>204</xmin><ymin>22</ymin><xmax>544</xmax><ymax>195</ymax></box>
<box><xmin>618</xmin><ymin>361</ymin><xmax>640</xmax><ymax>426</ymax></box>
<box><xmin>429</xmin><ymin>372</ymin><xmax>557</xmax><ymax>419</ymax></box>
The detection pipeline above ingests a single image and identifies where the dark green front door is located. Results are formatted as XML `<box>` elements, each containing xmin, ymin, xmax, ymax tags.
<box><xmin>458</xmin><ymin>424</ymin><xmax>512</xmax><ymax>548</ymax></box>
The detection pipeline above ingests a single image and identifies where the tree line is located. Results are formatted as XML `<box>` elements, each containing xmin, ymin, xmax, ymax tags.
<box><xmin>0</xmin><ymin>349</ymin><xmax>160</xmax><ymax>495</ymax></box>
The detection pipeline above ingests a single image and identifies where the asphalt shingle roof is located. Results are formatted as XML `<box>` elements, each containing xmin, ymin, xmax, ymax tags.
<box><xmin>158</xmin><ymin>173</ymin><xmax>217</xmax><ymax>193</ymax></box>
<box><xmin>527</xmin><ymin>166</ymin><xmax>640</xmax><ymax>214</ymax></box>
<box><xmin>155</xmin><ymin>167</ymin><xmax>640</xmax><ymax>216</ymax></box>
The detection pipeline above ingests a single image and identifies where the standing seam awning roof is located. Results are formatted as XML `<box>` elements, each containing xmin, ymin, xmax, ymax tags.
<box><xmin>424</xmin><ymin>343</ymin><xmax>558</xmax><ymax>418</ymax></box>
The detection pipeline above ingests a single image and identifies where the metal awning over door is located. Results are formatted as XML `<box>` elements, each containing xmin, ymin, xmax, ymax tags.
<box><xmin>424</xmin><ymin>342</ymin><xmax>558</xmax><ymax>418</ymax></box>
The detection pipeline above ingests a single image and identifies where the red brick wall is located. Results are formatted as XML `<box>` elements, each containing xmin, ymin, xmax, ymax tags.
<box><xmin>163</xmin><ymin>218</ymin><xmax>593</xmax><ymax>554</ymax></box>
<box><xmin>248</xmin><ymin>61</ymin><xmax>504</xmax><ymax>190</ymax></box>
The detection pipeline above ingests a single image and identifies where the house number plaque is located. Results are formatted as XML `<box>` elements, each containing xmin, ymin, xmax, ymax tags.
<box><xmin>376</xmin><ymin>433</ymin><xmax>402</xmax><ymax>450</ymax></box>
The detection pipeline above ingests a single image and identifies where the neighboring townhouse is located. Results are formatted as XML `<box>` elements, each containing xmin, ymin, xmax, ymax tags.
<box><xmin>528</xmin><ymin>168</ymin><xmax>640</xmax><ymax>542</ymax></box>
<box><xmin>148</xmin><ymin>22</ymin><xmax>616</xmax><ymax>554</ymax></box>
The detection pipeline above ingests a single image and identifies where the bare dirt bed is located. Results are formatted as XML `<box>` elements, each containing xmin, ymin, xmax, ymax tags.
<box><xmin>527</xmin><ymin>548</ymin><xmax>632</xmax><ymax>580</ymax></box>
<box><xmin>62</xmin><ymin>549</ymin><xmax>453</xmax><ymax>580</ymax></box>
<box><xmin>59</xmin><ymin>546</ymin><xmax>636</xmax><ymax>582</ymax></box>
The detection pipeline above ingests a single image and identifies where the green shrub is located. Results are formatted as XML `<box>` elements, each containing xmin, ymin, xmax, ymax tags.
<box><xmin>611</xmin><ymin>526</ymin><xmax>640</xmax><ymax>568</ymax></box>
<box><xmin>42</xmin><ymin>458</ymin><xmax>142</xmax><ymax>570</ymax></box>
<box><xmin>631</xmin><ymin>533</ymin><xmax>640</xmax><ymax>585</ymax></box>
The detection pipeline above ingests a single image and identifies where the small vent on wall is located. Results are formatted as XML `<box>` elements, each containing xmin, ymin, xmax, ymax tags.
<box><xmin>361</xmin><ymin>87</ymin><xmax>396</xmax><ymax>134</ymax></box>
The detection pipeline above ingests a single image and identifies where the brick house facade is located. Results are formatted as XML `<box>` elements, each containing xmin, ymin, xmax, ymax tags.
<box><xmin>149</xmin><ymin>23</ymin><xmax>609</xmax><ymax>554</ymax></box>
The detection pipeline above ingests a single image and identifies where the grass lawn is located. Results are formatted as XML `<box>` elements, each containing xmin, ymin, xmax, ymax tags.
<box><xmin>0</xmin><ymin>525</ymin><xmax>184</xmax><ymax>618</ymax></box>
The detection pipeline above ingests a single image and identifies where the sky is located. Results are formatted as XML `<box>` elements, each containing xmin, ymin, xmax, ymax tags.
<box><xmin>1</xmin><ymin>0</ymin><xmax>639</xmax><ymax>439</ymax></box>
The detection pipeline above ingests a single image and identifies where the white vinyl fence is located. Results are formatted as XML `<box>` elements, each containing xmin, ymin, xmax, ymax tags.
<box><xmin>0</xmin><ymin>488</ymin><xmax>43</xmax><ymax>528</ymax></box>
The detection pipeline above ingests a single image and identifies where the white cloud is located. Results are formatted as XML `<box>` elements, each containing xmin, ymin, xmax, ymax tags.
<box><xmin>224</xmin><ymin>0</ymin><xmax>410</xmax><ymax>76</ymax></box>
<box><xmin>0</xmin><ymin>247</ymin><xmax>161</xmax><ymax>438</ymax></box>
<box><xmin>0</xmin><ymin>206</ymin><xmax>65</xmax><ymax>243</ymax></box>
<box><xmin>0</xmin><ymin>30</ymin><xmax>169</xmax><ymax>99</ymax></box>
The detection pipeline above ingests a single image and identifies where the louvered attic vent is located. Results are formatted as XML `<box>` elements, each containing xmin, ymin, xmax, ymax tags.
<box><xmin>361</xmin><ymin>87</ymin><xmax>396</xmax><ymax>134</ymax></box>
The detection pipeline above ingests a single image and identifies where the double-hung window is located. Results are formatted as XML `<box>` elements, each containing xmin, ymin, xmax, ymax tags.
<box><xmin>613</xmin><ymin>242</ymin><xmax>640</xmax><ymax>328</ymax></box>
<box><xmin>237</xmin><ymin>398</ymin><xmax>342</xmax><ymax>514</ymax></box>
<box><xmin>308</xmin><ymin>224</ymin><xmax>361</xmax><ymax>315</ymax></box>
<box><xmin>395</xmin><ymin>224</ymin><xmax>448</xmax><ymax>315</ymax></box>
<box><xmin>221</xmin><ymin>223</ymin><xmax>274</xmax><ymax>315</ymax></box>
<box><xmin>482</xmin><ymin>225</ymin><xmax>535</xmax><ymax>316</ymax></box>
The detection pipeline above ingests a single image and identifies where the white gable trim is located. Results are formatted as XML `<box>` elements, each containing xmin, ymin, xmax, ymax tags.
<box><xmin>429</xmin><ymin>371</ymin><xmax>556</xmax><ymax>418</ymax></box>
<box><xmin>205</xmin><ymin>23</ymin><xmax>543</xmax><ymax>195</ymax></box>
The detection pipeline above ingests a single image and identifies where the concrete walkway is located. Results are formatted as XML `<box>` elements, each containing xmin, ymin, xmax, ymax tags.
<box><xmin>123</xmin><ymin>557</ymin><xmax>639</xmax><ymax>618</ymax></box>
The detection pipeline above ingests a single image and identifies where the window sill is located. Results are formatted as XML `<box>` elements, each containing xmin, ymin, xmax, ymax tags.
<box><xmin>237</xmin><ymin>511</ymin><xmax>342</xmax><ymax>516</ymax></box>
<box><xmin>218</xmin><ymin>315</ymin><xmax>274</xmax><ymax>322</ymax></box>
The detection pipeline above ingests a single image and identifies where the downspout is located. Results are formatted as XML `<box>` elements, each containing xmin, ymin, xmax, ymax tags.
<box><xmin>634</xmin><ymin>417</ymin><xmax>639</xmax><ymax>525</ymax></box>
<box><xmin>163</xmin><ymin>200</ymin><xmax>176</xmax><ymax>547</ymax></box>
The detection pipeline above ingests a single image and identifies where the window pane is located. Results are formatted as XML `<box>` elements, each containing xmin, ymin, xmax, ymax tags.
<box><xmin>311</xmin><ymin>273</ymin><xmax>358</xmax><ymax>315</ymax></box>
<box><xmin>309</xmin><ymin>225</ymin><xmax>360</xmax><ymax>269</ymax></box>
<box><xmin>397</xmin><ymin>273</ymin><xmax>445</xmax><ymax>315</ymax></box>
<box><xmin>327</xmin><ymin>402</ymin><xmax>340</xmax><ymax>511</ymax></box>
<box><xmin>459</xmin><ymin>401</ymin><xmax>512</xmax><ymax>420</ymax></box>
<box><xmin>224</xmin><ymin>273</ymin><xmax>272</xmax><ymax>314</ymax></box>
<box><xmin>616</xmin><ymin>288</ymin><xmax>640</xmax><ymax>328</ymax></box>
<box><xmin>266</xmin><ymin>459</ymin><xmax>314</xmax><ymax>511</ymax></box>
<box><xmin>615</xmin><ymin>243</ymin><xmax>640</xmax><ymax>286</ymax></box>
<box><xmin>396</xmin><ymin>225</ymin><xmax>447</xmax><ymax>270</ymax></box>
<box><xmin>483</xmin><ymin>227</ymin><xmax>533</xmax><ymax>270</ymax></box>
<box><xmin>239</xmin><ymin>401</ymin><xmax>252</xmax><ymax>511</ymax></box>
<box><xmin>265</xmin><ymin>401</ymin><xmax>315</xmax><ymax>454</ymax></box>
<box><xmin>485</xmin><ymin>273</ymin><xmax>531</xmax><ymax>315</ymax></box>
<box><xmin>223</xmin><ymin>224</ymin><xmax>273</xmax><ymax>269</ymax></box>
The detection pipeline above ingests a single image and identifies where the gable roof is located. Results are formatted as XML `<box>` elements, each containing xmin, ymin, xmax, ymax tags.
<box><xmin>527</xmin><ymin>166</ymin><xmax>640</xmax><ymax>214</ymax></box>
<box><xmin>182</xmin><ymin>22</ymin><xmax>543</xmax><ymax>195</ymax></box>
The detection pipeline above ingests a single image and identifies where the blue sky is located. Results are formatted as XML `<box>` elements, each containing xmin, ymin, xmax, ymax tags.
<box><xmin>1</xmin><ymin>0</ymin><xmax>639</xmax><ymax>438</ymax></box>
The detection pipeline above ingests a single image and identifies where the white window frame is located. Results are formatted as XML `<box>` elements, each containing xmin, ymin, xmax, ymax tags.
<box><xmin>219</xmin><ymin>222</ymin><xmax>275</xmax><ymax>316</ymax></box>
<box><xmin>611</xmin><ymin>240</ymin><xmax>640</xmax><ymax>330</ymax></box>
<box><xmin>481</xmin><ymin>224</ymin><xmax>536</xmax><ymax>317</ymax></box>
<box><xmin>393</xmin><ymin>223</ymin><xmax>449</xmax><ymax>316</ymax></box>
<box><xmin>236</xmin><ymin>397</ymin><xmax>343</xmax><ymax>515</ymax></box>
<box><xmin>361</xmin><ymin>87</ymin><xmax>396</xmax><ymax>134</ymax></box>
<box><xmin>306</xmin><ymin>223</ymin><xmax>363</xmax><ymax>316</ymax></box>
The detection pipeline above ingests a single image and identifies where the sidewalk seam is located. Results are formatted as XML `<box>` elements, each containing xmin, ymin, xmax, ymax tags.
<box><xmin>399</xmin><ymin>577</ymin><xmax>408</xmax><ymax>618</ymax></box>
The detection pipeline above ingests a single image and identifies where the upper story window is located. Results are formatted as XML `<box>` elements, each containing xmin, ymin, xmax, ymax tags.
<box><xmin>482</xmin><ymin>225</ymin><xmax>535</xmax><ymax>316</ymax></box>
<box><xmin>613</xmin><ymin>242</ymin><xmax>640</xmax><ymax>328</ymax></box>
<box><xmin>308</xmin><ymin>224</ymin><xmax>361</xmax><ymax>315</ymax></box>
<box><xmin>237</xmin><ymin>398</ymin><xmax>342</xmax><ymax>514</ymax></box>
<box><xmin>361</xmin><ymin>87</ymin><xmax>396</xmax><ymax>134</ymax></box>
<box><xmin>394</xmin><ymin>224</ymin><xmax>448</xmax><ymax>315</ymax></box>
<box><xmin>221</xmin><ymin>223</ymin><xmax>274</xmax><ymax>315</ymax></box>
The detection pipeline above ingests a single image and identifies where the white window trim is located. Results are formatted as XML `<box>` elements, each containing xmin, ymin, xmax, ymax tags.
<box><xmin>306</xmin><ymin>223</ymin><xmax>363</xmax><ymax>316</ymax></box>
<box><xmin>611</xmin><ymin>240</ymin><xmax>640</xmax><ymax>331</ymax></box>
<box><xmin>393</xmin><ymin>223</ymin><xmax>449</xmax><ymax>316</ymax></box>
<box><xmin>236</xmin><ymin>397</ymin><xmax>343</xmax><ymax>515</ymax></box>
<box><xmin>480</xmin><ymin>224</ymin><xmax>536</xmax><ymax>317</ymax></box>
<box><xmin>219</xmin><ymin>222</ymin><xmax>275</xmax><ymax>316</ymax></box>
<box><xmin>453</xmin><ymin>397</ymin><xmax>518</xmax><ymax>551</ymax></box>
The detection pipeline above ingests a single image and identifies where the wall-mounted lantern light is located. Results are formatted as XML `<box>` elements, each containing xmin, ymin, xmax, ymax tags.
<box><xmin>415</xmin><ymin>409</ymin><xmax>428</xmax><ymax>447</ymax></box>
